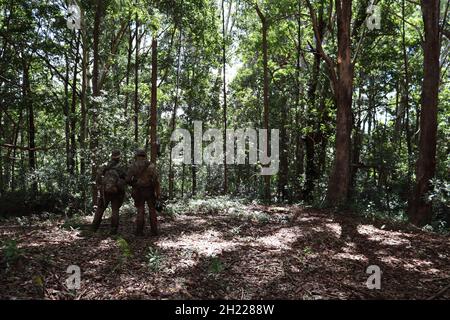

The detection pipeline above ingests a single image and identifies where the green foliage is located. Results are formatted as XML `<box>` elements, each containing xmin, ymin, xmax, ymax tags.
<box><xmin>253</xmin><ymin>211</ymin><xmax>270</xmax><ymax>224</ymax></box>
<box><xmin>165</xmin><ymin>196</ymin><xmax>245</xmax><ymax>216</ymax></box>
<box><xmin>428</xmin><ymin>179</ymin><xmax>450</xmax><ymax>207</ymax></box>
<box><xmin>0</xmin><ymin>191</ymin><xmax>75</xmax><ymax>218</ymax></box>
<box><xmin>146</xmin><ymin>247</ymin><xmax>163</xmax><ymax>272</ymax></box>
<box><xmin>208</xmin><ymin>256</ymin><xmax>225</xmax><ymax>275</ymax></box>
<box><xmin>1</xmin><ymin>239</ymin><xmax>23</xmax><ymax>271</ymax></box>
<box><xmin>116</xmin><ymin>237</ymin><xmax>133</xmax><ymax>260</ymax></box>
<box><xmin>61</xmin><ymin>214</ymin><xmax>84</xmax><ymax>230</ymax></box>
<box><xmin>112</xmin><ymin>237</ymin><xmax>133</xmax><ymax>271</ymax></box>
<box><xmin>303</xmin><ymin>246</ymin><xmax>314</xmax><ymax>256</ymax></box>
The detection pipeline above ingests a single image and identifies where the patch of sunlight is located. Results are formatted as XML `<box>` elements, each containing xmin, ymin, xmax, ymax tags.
<box><xmin>357</xmin><ymin>224</ymin><xmax>411</xmax><ymax>246</ymax></box>
<box><xmin>343</xmin><ymin>242</ymin><xmax>357</xmax><ymax>251</ymax></box>
<box><xmin>255</xmin><ymin>227</ymin><xmax>302</xmax><ymax>250</ymax></box>
<box><xmin>379</xmin><ymin>256</ymin><xmax>403</xmax><ymax>265</ymax></box>
<box><xmin>297</xmin><ymin>216</ymin><xmax>320</xmax><ymax>222</ymax></box>
<box><xmin>334</xmin><ymin>242</ymin><xmax>367</xmax><ymax>262</ymax></box>
<box><xmin>87</xmin><ymin>258</ymin><xmax>109</xmax><ymax>267</ymax></box>
<box><xmin>325</xmin><ymin>223</ymin><xmax>342</xmax><ymax>237</ymax></box>
<box><xmin>311</xmin><ymin>226</ymin><xmax>324</xmax><ymax>233</ymax></box>
<box><xmin>25</xmin><ymin>227</ymin><xmax>81</xmax><ymax>247</ymax></box>
<box><xmin>410</xmin><ymin>258</ymin><xmax>434</xmax><ymax>268</ymax></box>
<box><xmin>401</xmin><ymin>258</ymin><xmax>438</xmax><ymax>273</ymax></box>
<box><xmin>157</xmin><ymin>230</ymin><xmax>235</xmax><ymax>256</ymax></box>
<box><xmin>333</xmin><ymin>252</ymin><xmax>368</xmax><ymax>262</ymax></box>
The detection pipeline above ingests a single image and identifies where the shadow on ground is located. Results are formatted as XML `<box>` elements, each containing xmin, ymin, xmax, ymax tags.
<box><xmin>0</xmin><ymin>205</ymin><xmax>449</xmax><ymax>299</ymax></box>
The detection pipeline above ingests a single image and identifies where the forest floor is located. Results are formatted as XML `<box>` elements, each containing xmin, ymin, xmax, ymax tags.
<box><xmin>1</xmin><ymin>198</ymin><xmax>449</xmax><ymax>300</ymax></box>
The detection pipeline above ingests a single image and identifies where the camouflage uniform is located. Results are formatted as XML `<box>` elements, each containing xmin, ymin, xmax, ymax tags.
<box><xmin>126</xmin><ymin>149</ymin><xmax>161</xmax><ymax>236</ymax></box>
<box><xmin>92</xmin><ymin>150</ymin><xmax>127</xmax><ymax>234</ymax></box>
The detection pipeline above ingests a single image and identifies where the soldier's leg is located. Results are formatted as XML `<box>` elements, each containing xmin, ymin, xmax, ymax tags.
<box><xmin>147</xmin><ymin>197</ymin><xmax>158</xmax><ymax>236</ymax></box>
<box><xmin>133</xmin><ymin>190</ymin><xmax>145</xmax><ymax>236</ymax></box>
<box><xmin>110</xmin><ymin>192</ymin><xmax>125</xmax><ymax>235</ymax></box>
<box><xmin>136</xmin><ymin>202</ymin><xmax>145</xmax><ymax>236</ymax></box>
<box><xmin>92</xmin><ymin>197</ymin><xmax>110</xmax><ymax>232</ymax></box>
<box><xmin>110</xmin><ymin>200</ymin><xmax>119</xmax><ymax>235</ymax></box>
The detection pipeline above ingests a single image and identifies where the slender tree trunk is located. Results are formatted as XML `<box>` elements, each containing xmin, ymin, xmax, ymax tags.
<box><xmin>124</xmin><ymin>23</ymin><xmax>134</xmax><ymax>118</ymax></box>
<box><xmin>90</xmin><ymin>0</ymin><xmax>104</xmax><ymax>207</ymax></box>
<box><xmin>70</xmin><ymin>32</ymin><xmax>81</xmax><ymax>175</ymax></box>
<box><xmin>191</xmin><ymin>129</ymin><xmax>197</xmax><ymax>196</ymax></box>
<box><xmin>23</xmin><ymin>60</ymin><xmax>37</xmax><ymax>194</ymax></box>
<box><xmin>80</xmin><ymin>20</ymin><xmax>88</xmax><ymax>179</ymax></box>
<box><xmin>304</xmin><ymin>3</ymin><xmax>325</xmax><ymax>201</ymax></box>
<box><xmin>325</xmin><ymin>0</ymin><xmax>354</xmax><ymax>207</ymax></box>
<box><xmin>181</xmin><ymin>163</ymin><xmax>185</xmax><ymax>197</ymax></box>
<box><xmin>256</xmin><ymin>5</ymin><xmax>270</xmax><ymax>202</ymax></box>
<box><xmin>10</xmin><ymin>108</ymin><xmax>23</xmax><ymax>191</ymax></box>
<box><xmin>169</xmin><ymin>27</ymin><xmax>183</xmax><ymax>199</ymax></box>
<box><xmin>222</xmin><ymin>0</ymin><xmax>228</xmax><ymax>194</ymax></box>
<box><xmin>408</xmin><ymin>0</ymin><xmax>440</xmax><ymax>226</ymax></box>
<box><xmin>278</xmin><ymin>97</ymin><xmax>289</xmax><ymax>200</ymax></box>
<box><xmin>295</xmin><ymin>0</ymin><xmax>305</xmax><ymax>198</ymax></box>
<box><xmin>402</xmin><ymin>0</ymin><xmax>413</xmax><ymax>186</ymax></box>
<box><xmin>0</xmin><ymin>111</ymin><xmax>3</xmax><ymax>194</ymax></box>
<box><xmin>134</xmin><ymin>18</ymin><xmax>140</xmax><ymax>144</ymax></box>
<box><xmin>304</xmin><ymin>51</ymin><xmax>321</xmax><ymax>200</ymax></box>
<box><xmin>79</xmin><ymin>21</ymin><xmax>88</xmax><ymax>212</ymax></box>
<box><xmin>150</xmin><ymin>38</ymin><xmax>158</xmax><ymax>164</ymax></box>
<box><xmin>64</xmin><ymin>47</ymin><xmax>71</xmax><ymax>173</ymax></box>
<box><xmin>351</xmin><ymin>81</ymin><xmax>363</xmax><ymax>193</ymax></box>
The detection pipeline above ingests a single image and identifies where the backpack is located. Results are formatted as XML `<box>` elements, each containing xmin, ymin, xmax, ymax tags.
<box><xmin>136</xmin><ymin>163</ymin><xmax>158</xmax><ymax>188</ymax></box>
<box><xmin>103</xmin><ymin>169</ymin><xmax>121</xmax><ymax>193</ymax></box>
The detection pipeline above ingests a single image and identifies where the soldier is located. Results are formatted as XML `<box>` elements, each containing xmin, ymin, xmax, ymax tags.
<box><xmin>92</xmin><ymin>150</ymin><xmax>127</xmax><ymax>234</ymax></box>
<box><xmin>126</xmin><ymin>149</ymin><xmax>161</xmax><ymax>236</ymax></box>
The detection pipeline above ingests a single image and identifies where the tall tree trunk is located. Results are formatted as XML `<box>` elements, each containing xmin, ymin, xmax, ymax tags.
<box><xmin>10</xmin><ymin>108</ymin><xmax>24</xmax><ymax>191</ymax></box>
<box><xmin>0</xmin><ymin>111</ymin><xmax>3</xmax><ymax>194</ymax></box>
<box><xmin>80</xmin><ymin>30</ymin><xmax>88</xmax><ymax>211</ymax></box>
<box><xmin>351</xmin><ymin>80</ymin><xmax>363</xmax><ymax>193</ymax></box>
<box><xmin>325</xmin><ymin>0</ymin><xmax>354</xmax><ymax>206</ymax></box>
<box><xmin>304</xmin><ymin>52</ymin><xmax>321</xmax><ymax>200</ymax></box>
<box><xmin>304</xmin><ymin>2</ymin><xmax>325</xmax><ymax>201</ymax></box>
<box><xmin>70</xmin><ymin>32</ymin><xmax>81</xmax><ymax>175</ymax></box>
<box><xmin>402</xmin><ymin>0</ymin><xmax>413</xmax><ymax>187</ymax></box>
<box><xmin>134</xmin><ymin>18</ymin><xmax>140</xmax><ymax>144</ymax></box>
<box><xmin>169</xmin><ymin>27</ymin><xmax>183</xmax><ymax>199</ymax></box>
<box><xmin>256</xmin><ymin>5</ymin><xmax>270</xmax><ymax>202</ymax></box>
<box><xmin>408</xmin><ymin>0</ymin><xmax>440</xmax><ymax>226</ymax></box>
<box><xmin>90</xmin><ymin>0</ymin><xmax>104</xmax><ymax>207</ymax></box>
<box><xmin>278</xmin><ymin>97</ymin><xmax>289</xmax><ymax>200</ymax></box>
<box><xmin>23</xmin><ymin>60</ymin><xmax>37</xmax><ymax>194</ymax></box>
<box><xmin>222</xmin><ymin>0</ymin><xmax>228</xmax><ymax>194</ymax></box>
<box><xmin>295</xmin><ymin>0</ymin><xmax>305</xmax><ymax>198</ymax></box>
<box><xmin>150</xmin><ymin>38</ymin><xmax>158</xmax><ymax>164</ymax></box>
<box><xmin>191</xmin><ymin>129</ymin><xmax>197</xmax><ymax>196</ymax></box>
<box><xmin>124</xmin><ymin>23</ymin><xmax>134</xmax><ymax>118</ymax></box>
<box><xmin>64</xmin><ymin>47</ymin><xmax>71</xmax><ymax>173</ymax></box>
<box><xmin>80</xmin><ymin>16</ymin><xmax>88</xmax><ymax>197</ymax></box>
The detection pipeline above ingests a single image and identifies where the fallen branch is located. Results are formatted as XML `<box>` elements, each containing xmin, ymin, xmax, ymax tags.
<box><xmin>427</xmin><ymin>283</ymin><xmax>450</xmax><ymax>300</ymax></box>
<box><xmin>1</xmin><ymin>143</ymin><xmax>57</xmax><ymax>152</ymax></box>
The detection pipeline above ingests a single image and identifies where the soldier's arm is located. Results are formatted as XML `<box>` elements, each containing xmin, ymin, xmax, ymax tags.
<box><xmin>125</xmin><ymin>165</ymin><xmax>136</xmax><ymax>186</ymax></box>
<box><xmin>95</xmin><ymin>166</ymin><xmax>106</xmax><ymax>185</ymax></box>
<box><xmin>119</xmin><ymin>166</ymin><xmax>127</xmax><ymax>180</ymax></box>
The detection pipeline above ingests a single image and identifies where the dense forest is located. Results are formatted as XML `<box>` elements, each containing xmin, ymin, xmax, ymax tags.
<box><xmin>0</xmin><ymin>0</ymin><xmax>449</xmax><ymax>300</ymax></box>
